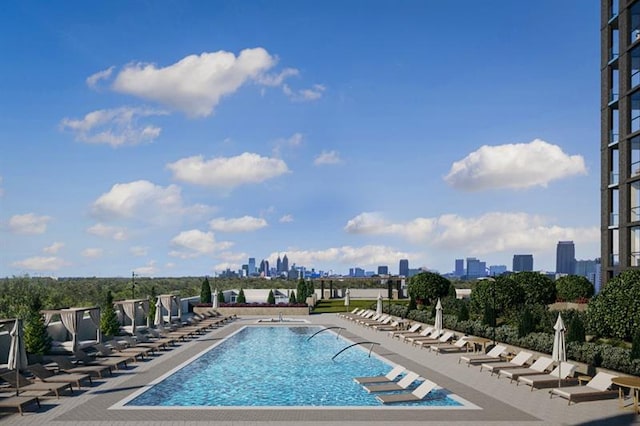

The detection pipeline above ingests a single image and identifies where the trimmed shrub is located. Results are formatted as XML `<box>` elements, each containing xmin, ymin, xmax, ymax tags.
<box><xmin>408</xmin><ymin>272</ymin><xmax>451</xmax><ymax>305</ymax></box>
<box><xmin>517</xmin><ymin>306</ymin><xmax>535</xmax><ymax>338</ymax></box>
<box><xmin>267</xmin><ymin>289</ymin><xmax>275</xmax><ymax>304</ymax></box>
<box><xmin>289</xmin><ymin>290</ymin><xmax>297</xmax><ymax>304</ymax></box>
<box><xmin>631</xmin><ymin>331</ymin><xmax>640</xmax><ymax>361</ymax></box>
<box><xmin>457</xmin><ymin>303</ymin><xmax>469</xmax><ymax>321</ymax></box>
<box><xmin>23</xmin><ymin>297</ymin><xmax>51</xmax><ymax>355</ymax></box>
<box><xmin>100</xmin><ymin>291</ymin><xmax>120</xmax><ymax>337</ymax></box>
<box><xmin>567</xmin><ymin>316</ymin><xmax>586</xmax><ymax>343</ymax></box>
<box><xmin>556</xmin><ymin>275</ymin><xmax>595</xmax><ymax>302</ymax></box>
<box><xmin>236</xmin><ymin>288</ymin><xmax>246</xmax><ymax>304</ymax></box>
<box><xmin>587</xmin><ymin>269</ymin><xmax>640</xmax><ymax>340</ymax></box>
<box><xmin>200</xmin><ymin>277</ymin><xmax>212</xmax><ymax>304</ymax></box>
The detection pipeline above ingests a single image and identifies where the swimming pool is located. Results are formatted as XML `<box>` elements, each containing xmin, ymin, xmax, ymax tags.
<box><xmin>117</xmin><ymin>326</ymin><xmax>474</xmax><ymax>408</ymax></box>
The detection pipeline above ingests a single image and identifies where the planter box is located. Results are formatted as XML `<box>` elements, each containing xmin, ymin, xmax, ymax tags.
<box><xmin>193</xmin><ymin>306</ymin><xmax>310</xmax><ymax>316</ymax></box>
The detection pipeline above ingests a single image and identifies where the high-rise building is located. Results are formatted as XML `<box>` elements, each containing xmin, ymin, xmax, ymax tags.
<box><xmin>282</xmin><ymin>254</ymin><xmax>289</xmax><ymax>272</ymax></box>
<box><xmin>276</xmin><ymin>255</ymin><xmax>282</xmax><ymax>273</ymax></box>
<box><xmin>488</xmin><ymin>265</ymin><xmax>507</xmax><ymax>276</ymax></box>
<box><xmin>377</xmin><ymin>265</ymin><xmax>389</xmax><ymax>275</ymax></box>
<box><xmin>248</xmin><ymin>258</ymin><xmax>256</xmax><ymax>275</ymax></box>
<box><xmin>399</xmin><ymin>259</ymin><xmax>409</xmax><ymax>277</ymax></box>
<box><xmin>454</xmin><ymin>259</ymin><xmax>465</xmax><ymax>277</ymax></box>
<box><xmin>513</xmin><ymin>254</ymin><xmax>534</xmax><ymax>272</ymax></box>
<box><xmin>466</xmin><ymin>257</ymin><xmax>486</xmax><ymax>279</ymax></box>
<box><xmin>556</xmin><ymin>241</ymin><xmax>576</xmax><ymax>275</ymax></box>
<box><xmin>601</xmin><ymin>1</ymin><xmax>640</xmax><ymax>283</ymax></box>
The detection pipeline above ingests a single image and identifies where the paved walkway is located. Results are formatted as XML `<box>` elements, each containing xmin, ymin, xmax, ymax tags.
<box><xmin>0</xmin><ymin>314</ymin><xmax>638</xmax><ymax>425</ymax></box>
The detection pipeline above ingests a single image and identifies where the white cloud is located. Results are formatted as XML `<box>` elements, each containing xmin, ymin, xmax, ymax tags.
<box><xmin>12</xmin><ymin>256</ymin><xmax>69</xmax><ymax>271</ymax></box>
<box><xmin>130</xmin><ymin>246</ymin><xmax>149</xmax><ymax>257</ymax></box>
<box><xmin>268</xmin><ymin>245</ymin><xmax>412</xmax><ymax>269</ymax></box>
<box><xmin>43</xmin><ymin>242</ymin><xmax>64</xmax><ymax>254</ymax></box>
<box><xmin>279</xmin><ymin>214</ymin><xmax>294</xmax><ymax>223</ymax></box>
<box><xmin>272</xmin><ymin>133</ymin><xmax>304</xmax><ymax>157</ymax></box>
<box><xmin>209</xmin><ymin>216</ymin><xmax>268</xmax><ymax>232</ymax></box>
<box><xmin>314</xmin><ymin>150</ymin><xmax>342</xmax><ymax>165</ymax></box>
<box><xmin>92</xmin><ymin>180</ymin><xmax>211</xmax><ymax>222</ymax></box>
<box><xmin>257</xmin><ymin>67</ymin><xmax>299</xmax><ymax>87</ymax></box>
<box><xmin>87</xmin><ymin>223</ymin><xmax>128</xmax><ymax>240</ymax></box>
<box><xmin>60</xmin><ymin>107</ymin><xmax>166</xmax><ymax>147</ymax></box>
<box><xmin>344</xmin><ymin>211</ymin><xmax>599</xmax><ymax>256</ymax></box>
<box><xmin>167</xmin><ymin>153</ymin><xmax>289</xmax><ymax>190</ymax></box>
<box><xmin>112</xmin><ymin>48</ymin><xmax>277</xmax><ymax>117</ymax></box>
<box><xmin>283</xmin><ymin>83</ymin><xmax>325</xmax><ymax>101</ymax></box>
<box><xmin>86</xmin><ymin>66</ymin><xmax>115</xmax><ymax>89</ymax></box>
<box><xmin>444</xmin><ymin>139</ymin><xmax>587</xmax><ymax>191</ymax></box>
<box><xmin>82</xmin><ymin>248</ymin><xmax>103</xmax><ymax>258</ymax></box>
<box><xmin>213</xmin><ymin>251</ymin><xmax>248</xmax><ymax>272</ymax></box>
<box><xmin>134</xmin><ymin>260</ymin><xmax>157</xmax><ymax>275</ymax></box>
<box><xmin>169</xmin><ymin>229</ymin><xmax>233</xmax><ymax>259</ymax></box>
<box><xmin>8</xmin><ymin>213</ymin><xmax>51</xmax><ymax>234</ymax></box>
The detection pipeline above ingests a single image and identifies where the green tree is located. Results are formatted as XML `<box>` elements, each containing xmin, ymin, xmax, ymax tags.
<box><xmin>147</xmin><ymin>286</ymin><xmax>157</xmax><ymax>324</ymax></box>
<box><xmin>23</xmin><ymin>296</ymin><xmax>51</xmax><ymax>355</ymax></box>
<box><xmin>407</xmin><ymin>272</ymin><xmax>451</xmax><ymax>306</ymax></box>
<box><xmin>407</xmin><ymin>296</ymin><xmax>417</xmax><ymax>311</ymax></box>
<box><xmin>289</xmin><ymin>290</ymin><xmax>297</xmax><ymax>304</ymax></box>
<box><xmin>631</xmin><ymin>331</ymin><xmax>640</xmax><ymax>361</ymax></box>
<box><xmin>236</xmin><ymin>288</ymin><xmax>246</xmax><ymax>304</ymax></box>
<box><xmin>556</xmin><ymin>275</ymin><xmax>595</xmax><ymax>302</ymax></box>
<box><xmin>511</xmin><ymin>271</ymin><xmax>556</xmax><ymax>306</ymax></box>
<box><xmin>100</xmin><ymin>291</ymin><xmax>120</xmax><ymax>337</ymax></box>
<box><xmin>470</xmin><ymin>275</ymin><xmax>524</xmax><ymax>319</ymax></box>
<box><xmin>296</xmin><ymin>279</ymin><xmax>308</xmax><ymax>305</ymax></box>
<box><xmin>217</xmin><ymin>289</ymin><xmax>225</xmax><ymax>305</ymax></box>
<box><xmin>200</xmin><ymin>277</ymin><xmax>212</xmax><ymax>304</ymax></box>
<box><xmin>566</xmin><ymin>315</ymin><xmax>586</xmax><ymax>343</ymax></box>
<box><xmin>267</xmin><ymin>289</ymin><xmax>276</xmax><ymax>304</ymax></box>
<box><xmin>305</xmin><ymin>280</ymin><xmax>314</xmax><ymax>301</ymax></box>
<box><xmin>457</xmin><ymin>303</ymin><xmax>469</xmax><ymax>321</ymax></box>
<box><xmin>587</xmin><ymin>269</ymin><xmax>640</xmax><ymax>340</ymax></box>
<box><xmin>517</xmin><ymin>306</ymin><xmax>535</xmax><ymax>338</ymax></box>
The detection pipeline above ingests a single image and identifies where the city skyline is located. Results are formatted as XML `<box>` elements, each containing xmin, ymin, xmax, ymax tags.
<box><xmin>0</xmin><ymin>1</ymin><xmax>600</xmax><ymax>277</ymax></box>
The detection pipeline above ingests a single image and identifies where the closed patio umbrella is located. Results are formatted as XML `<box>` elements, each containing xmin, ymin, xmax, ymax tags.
<box><xmin>212</xmin><ymin>289</ymin><xmax>219</xmax><ymax>309</ymax></box>
<box><xmin>344</xmin><ymin>288</ymin><xmax>350</xmax><ymax>311</ymax></box>
<box><xmin>8</xmin><ymin>319</ymin><xmax>27</xmax><ymax>396</ymax></box>
<box><xmin>154</xmin><ymin>297</ymin><xmax>163</xmax><ymax>326</ymax></box>
<box><xmin>376</xmin><ymin>292</ymin><xmax>383</xmax><ymax>315</ymax></box>
<box><xmin>552</xmin><ymin>313</ymin><xmax>566</xmax><ymax>388</ymax></box>
<box><xmin>434</xmin><ymin>298</ymin><xmax>443</xmax><ymax>333</ymax></box>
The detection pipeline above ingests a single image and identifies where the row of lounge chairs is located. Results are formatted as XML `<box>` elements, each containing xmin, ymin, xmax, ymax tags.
<box><xmin>353</xmin><ymin>365</ymin><xmax>438</xmax><ymax>404</ymax></box>
<box><xmin>339</xmin><ymin>308</ymin><xmax>625</xmax><ymax>406</ymax></box>
<box><xmin>0</xmin><ymin>310</ymin><xmax>234</xmax><ymax>416</ymax></box>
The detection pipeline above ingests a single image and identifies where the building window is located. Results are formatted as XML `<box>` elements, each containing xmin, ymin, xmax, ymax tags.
<box><xmin>611</xmin><ymin>229</ymin><xmax>620</xmax><ymax>266</ymax></box>
<box><xmin>610</xmin><ymin>107</ymin><xmax>619</xmax><ymax>144</ymax></box>
<box><xmin>632</xmin><ymin>227</ymin><xmax>640</xmax><ymax>266</ymax></box>
<box><xmin>610</xmin><ymin>147</ymin><xmax>619</xmax><ymax>185</ymax></box>
<box><xmin>611</xmin><ymin>188</ymin><xmax>620</xmax><ymax>227</ymax></box>
<box><xmin>632</xmin><ymin>181</ymin><xmax>640</xmax><ymax>222</ymax></box>
<box><xmin>610</xmin><ymin>28</ymin><xmax>620</xmax><ymax>62</ymax></box>
<box><xmin>632</xmin><ymin>47</ymin><xmax>640</xmax><ymax>89</ymax></box>
<box><xmin>632</xmin><ymin>2</ymin><xmax>640</xmax><ymax>43</ymax></box>
<box><xmin>611</xmin><ymin>68</ymin><xmax>619</xmax><ymax>103</ymax></box>
<box><xmin>610</xmin><ymin>0</ymin><xmax>619</xmax><ymax>20</ymax></box>
<box><xmin>633</xmin><ymin>92</ymin><xmax>640</xmax><ymax>133</ymax></box>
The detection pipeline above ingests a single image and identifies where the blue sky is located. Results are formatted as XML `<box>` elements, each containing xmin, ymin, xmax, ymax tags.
<box><xmin>0</xmin><ymin>1</ymin><xmax>601</xmax><ymax>277</ymax></box>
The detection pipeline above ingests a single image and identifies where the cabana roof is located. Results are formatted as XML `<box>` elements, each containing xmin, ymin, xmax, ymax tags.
<box><xmin>41</xmin><ymin>306</ymin><xmax>100</xmax><ymax>315</ymax></box>
<box><xmin>113</xmin><ymin>298</ymin><xmax>148</xmax><ymax>306</ymax></box>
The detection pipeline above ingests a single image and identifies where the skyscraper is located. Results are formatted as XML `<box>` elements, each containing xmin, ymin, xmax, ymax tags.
<box><xmin>282</xmin><ymin>254</ymin><xmax>289</xmax><ymax>272</ymax></box>
<box><xmin>556</xmin><ymin>241</ymin><xmax>576</xmax><ymax>275</ymax></box>
<box><xmin>399</xmin><ymin>259</ymin><xmax>409</xmax><ymax>276</ymax></box>
<box><xmin>466</xmin><ymin>257</ymin><xmax>486</xmax><ymax>279</ymax></box>
<box><xmin>377</xmin><ymin>265</ymin><xmax>389</xmax><ymax>275</ymax></box>
<box><xmin>513</xmin><ymin>254</ymin><xmax>534</xmax><ymax>272</ymax></box>
<box><xmin>248</xmin><ymin>258</ymin><xmax>256</xmax><ymax>275</ymax></box>
<box><xmin>602</xmin><ymin>1</ymin><xmax>640</xmax><ymax>283</ymax></box>
<box><xmin>454</xmin><ymin>259</ymin><xmax>465</xmax><ymax>277</ymax></box>
<box><xmin>276</xmin><ymin>255</ymin><xmax>282</xmax><ymax>273</ymax></box>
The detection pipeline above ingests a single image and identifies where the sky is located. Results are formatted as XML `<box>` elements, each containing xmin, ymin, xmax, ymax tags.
<box><xmin>0</xmin><ymin>1</ymin><xmax>601</xmax><ymax>278</ymax></box>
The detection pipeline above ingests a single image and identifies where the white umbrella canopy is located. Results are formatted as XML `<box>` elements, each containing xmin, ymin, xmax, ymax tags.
<box><xmin>344</xmin><ymin>288</ymin><xmax>350</xmax><ymax>310</ymax></box>
<box><xmin>154</xmin><ymin>298</ymin><xmax>163</xmax><ymax>326</ymax></box>
<box><xmin>434</xmin><ymin>298</ymin><xmax>443</xmax><ymax>333</ymax></box>
<box><xmin>552</xmin><ymin>313</ymin><xmax>567</xmax><ymax>387</ymax></box>
<box><xmin>212</xmin><ymin>290</ymin><xmax>219</xmax><ymax>309</ymax></box>
<box><xmin>8</xmin><ymin>319</ymin><xmax>27</xmax><ymax>396</ymax></box>
<box><xmin>376</xmin><ymin>292</ymin><xmax>383</xmax><ymax>315</ymax></box>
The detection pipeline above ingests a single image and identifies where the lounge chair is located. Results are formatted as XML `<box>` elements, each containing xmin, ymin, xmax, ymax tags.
<box><xmin>363</xmin><ymin>371</ymin><xmax>420</xmax><ymax>393</ymax></box>
<box><xmin>498</xmin><ymin>356</ymin><xmax>554</xmax><ymax>382</ymax></box>
<box><xmin>517</xmin><ymin>362</ymin><xmax>578</xmax><ymax>390</ymax></box>
<box><xmin>413</xmin><ymin>331</ymin><xmax>454</xmax><ymax>349</ymax></box>
<box><xmin>338</xmin><ymin>308</ymin><xmax>361</xmax><ymax>319</ymax></box>
<box><xmin>404</xmin><ymin>329</ymin><xmax>441</xmax><ymax>344</ymax></box>
<box><xmin>27</xmin><ymin>363</ymin><xmax>92</xmax><ymax>388</ymax></box>
<box><xmin>430</xmin><ymin>336</ymin><xmax>469</xmax><ymax>354</ymax></box>
<box><xmin>73</xmin><ymin>348</ymin><xmax>129</xmax><ymax>370</ymax></box>
<box><xmin>480</xmin><ymin>351</ymin><xmax>533</xmax><ymax>374</ymax></box>
<box><xmin>0</xmin><ymin>371</ymin><xmax>73</xmax><ymax>399</ymax></box>
<box><xmin>388</xmin><ymin>323</ymin><xmax>421</xmax><ymax>338</ymax></box>
<box><xmin>549</xmin><ymin>372</ymin><xmax>619</xmax><ymax>404</ymax></box>
<box><xmin>104</xmin><ymin>341</ymin><xmax>152</xmax><ymax>360</ymax></box>
<box><xmin>354</xmin><ymin>365</ymin><xmax>406</xmax><ymax>384</ymax></box>
<box><xmin>375</xmin><ymin>379</ymin><xmax>438</xmax><ymax>404</ymax></box>
<box><xmin>0</xmin><ymin>395</ymin><xmax>40</xmax><ymax>415</ymax></box>
<box><xmin>49</xmin><ymin>356</ymin><xmax>112</xmax><ymax>378</ymax></box>
<box><xmin>458</xmin><ymin>344</ymin><xmax>507</xmax><ymax>366</ymax></box>
<box><xmin>371</xmin><ymin>320</ymin><xmax>401</xmax><ymax>331</ymax></box>
<box><xmin>396</xmin><ymin>326</ymin><xmax>434</xmax><ymax>341</ymax></box>
<box><xmin>128</xmin><ymin>334</ymin><xmax>170</xmax><ymax>352</ymax></box>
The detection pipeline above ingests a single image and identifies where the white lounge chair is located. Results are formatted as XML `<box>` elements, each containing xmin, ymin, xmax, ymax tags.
<box><xmin>353</xmin><ymin>365</ymin><xmax>405</xmax><ymax>384</ymax></box>
<box><xmin>397</xmin><ymin>326</ymin><xmax>434</xmax><ymax>341</ymax></box>
<box><xmin>375</xmin><ymin>379</ymin><xmax>438</xmax><ymax>404</ymax></box>
<box><xmin>414</xmin><ymin>331</ymin><xmax>454</xmax><ymax>349</ymax></box>
<box><xmin>404</xmin><ymin>329</ymin><xmax>441</xmax><ymax>344</ymax></box>
<box><xmin>549</xmin><ymin>372</ymin><xmax>619</xmax><ymax>405</ymax></box>
<box><xmin>517</xmin><ymin>362</ymin><xmax>578</xmax><ymax>390</ymax></box>
<box><xmin>388</xmin><ymin>323</ymin><xmax>421</xmax><ymax>338</ymax></box>
<box><xmin>458</xmin><ymin>344</ymin><xmax>507</xmax><ymax>366</ymax></box>
<box><xmin>497</xmin><ymin>356</ymin><xmax>554</xmax><ymax>382</ymax></box>
<box><xmin>480</xmin><ymin>351</ymin><xmax>533</xmax><ymax>374</ymax></box>
<box><xmin>430</xmin><ymin>336</ymin><xmax>469</xmax><ymax>354</ymax></box>
<box><xmin>363</xmin><ymin>371</ymin><xmax>420</xmax><ymax>393</ymax></box>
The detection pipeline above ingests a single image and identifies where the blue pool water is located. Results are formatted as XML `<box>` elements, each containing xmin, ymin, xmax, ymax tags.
<box><xmin>125</xmin><ymin>326</ymin><xmax>463</xmax><ymax>407</ymax></box>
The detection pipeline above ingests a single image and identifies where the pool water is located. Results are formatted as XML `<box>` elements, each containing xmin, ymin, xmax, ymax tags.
<box><xmin>124</xmin><ymin>326</ymin><xmax>463</xmax><ymax>407</ymax></box>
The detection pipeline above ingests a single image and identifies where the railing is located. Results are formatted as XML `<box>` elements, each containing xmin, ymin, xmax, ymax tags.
<box><xmin>609</xmin><ymin>130</ymin><xmax>619</xmax><ymax>145</ymax></box>
<box><xmin>610</xmin><ymin>212</ymin><xmax>619</xmax><ymax>227</ymax></box>
<box><xmin>609</xmin><ymin>171</ymin><xmax>619</xmax><ymax>186</ymax></box>
<box><xmin>306</xmin><ymin>326</ymin><xmax>345</xmax><ymax>341</ymax></box>
<box><xmin>632</xmin><ymin>206</ymin><xmax>640</xmax><ymax>222</ymax></box>
<box><xmin>331</xmin><ymin>341</ymin><xmax>379</xmax><ymax>360</ymax></box>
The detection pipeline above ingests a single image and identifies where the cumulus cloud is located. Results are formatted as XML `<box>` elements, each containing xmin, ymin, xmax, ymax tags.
<box><xmin>209</xmin><ymin>216</ymin><xmax>267</xmax><ymax>232</ymax></box>
<box><xmin>213</xmin><ymin>251</ymin><xmax>248</xmax><ymax>271</ymax></box>
<box><xmin>86</xmin><ymin>66</ymin><xmax>115</xmax><ymax>89</ymax></box>
<box><xmin>43</xmin><ymin>242</ymin><xmax>64</xmax><ymax>254</ymax></box>
<box><xmin>166</xmin><ymin>153</ymin><xmax>289</xmax><ymax>190</ymax></box>
<box><xmin>279</xmin><ymin>214</ymin><xmax>294</xmax><ymax>223</ymax></box>
<box><xmin>444</xmin><ymin>139</ymin><xmax>587</xmax><ymax>191</ymax></box>
<box><xmin>314</xmin><ymin>150</ymin><xmax>342</xmax><ymax>165</ymax></box>
<box><xmin>112</xmin><ymin>48</ymin><xmax>276</xmax><ymax>117</ymax></box>
<box><xmin>86</xmin><ymin>223</ymin><xmax>128</xmax><ymax>240</ymax></box>
<box><xmin>8</xmin><ymin>213</ymin><xmax>51</xmax><ymax>234</ymax></box>
<box><xmin>257</xmin><ymin>67</ymin><xmax>299</xmax><ymax>87</ymax></box>
<box><xmin>169</xmin><ymin>229</ymin><xmax>233</xmax><ymax>259</ymax></box>
<box><xmin>344</xmin><ymin>211</ymin><xmax>599</xmax><ymax>255</ymax></box>
<box><xmin>92</xmin><ymin>180</ymin><xmax>212</xmax><ymax>222</ymax></box>
<box><xmin>130</xmin><ymin>246</ymin><xmax>149</xmax><ymax>257</ymax></box>
<box><xmin>12</xmin><ymin>256</ymin><xmax>69</xmax><ymax>271</ymax></box>
<box><xmin>134</xmin><ymin>260</ymin><xmax>157</xmax><ymax>275</ymax></box>
<box><xmin>82</xmin><ymin>248</ymin><xmax>103</xmax><ymax>258</ymax></box>
<box><xmin>60</xmin><ymin>107</ymin><xmax>166</xmax><ymax>147</ymax></box>
<box><xmin>283</xmin><ymin>83</ymin><xmax>325</xmax><ymax>101</ymax></box>
<box><xmin>272</xmin><ymin>133</ymin><xmax>304</xmax><ymax>157</ymax></box>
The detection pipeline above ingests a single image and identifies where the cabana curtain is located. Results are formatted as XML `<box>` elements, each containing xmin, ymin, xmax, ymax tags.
<box><xmin>88</xmin><ymin>308</ymin><xmax>101</xmax><ymax>343</ymax></box>
<box><xmin>59</xmin><ymin>310</ymin><xmax>80</xmax><ymax>351</ymax></box>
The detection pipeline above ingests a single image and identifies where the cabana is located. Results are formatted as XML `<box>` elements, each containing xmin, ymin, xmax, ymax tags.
<box><xmin>154</xmin><ymin>295</ymin><xmax>182</xmax><ymax>326</ymax></box>
<box><xmin>113</xmin><ymin>299</ymin><xmax>150</xmax><ymax>334</ymax></box>
<box><xmin>41</xmin><ymin>307</ymin><xmax>101</xmax><ymax>353</ymax></box>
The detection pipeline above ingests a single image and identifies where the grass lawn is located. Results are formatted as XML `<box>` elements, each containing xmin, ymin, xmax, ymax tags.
<box><xmin>312</xmin><ymin>299</ymin><xmax>376</xmax><ymax>314</ymax></box>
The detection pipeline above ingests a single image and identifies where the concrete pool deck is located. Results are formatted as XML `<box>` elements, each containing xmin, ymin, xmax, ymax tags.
<box><xmin>0</xmin><ymin>313</ymin><xmax>638</xmax><ymax>425</ymax></box>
